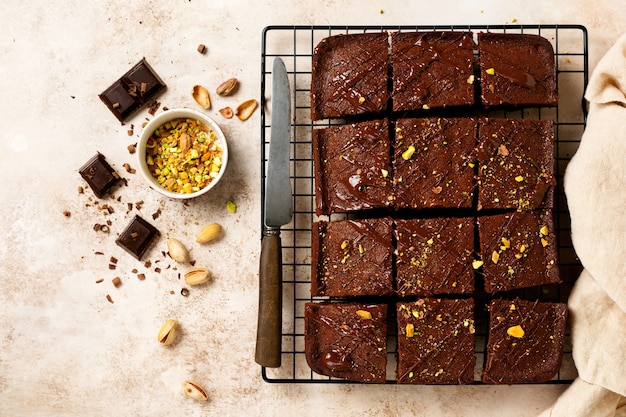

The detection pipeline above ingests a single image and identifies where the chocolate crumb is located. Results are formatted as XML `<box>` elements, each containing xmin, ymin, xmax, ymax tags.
<box><xmin>78</xmin><ymin>186</ymin><xmax>84</xmax><ymax>194</ymax></box>
<box><xmin>181</xmin><ymin>288</ymin><xmax>189</xmax><ymax>297</ymax></box>
<box><xmin>148</xmin><ymin>101</ymin><xmax>160</xmax><ymax>116</ymax></box>
<box><xmin>108</xmin><ymin>264</ymin><xmax>117</xmax><ymax>270</ymax></box>
<box><xmin>169</xmin><ymin>290</ymin><xmax>175</xmax><ymax>295</ymax></box>
<box><xmin>155</xmin><ymin>267</ymin><xmax>162</xmax><ymax>273</ymax></box>
<box><xmin>96</xmin><ymin>278</ymin><xmax>104</xmax><ymax>284</ymax></box>
<box><xmin>112</xmin><ymin>277</ymin><xmax>122</xmax><ymax>287</ymax></box>
<box><xmin>137</xmin><ymin>273</ymin><xmax>146</xmax><ymax>280</ymax></box>
<box><xmin>197</xmin><ymin>44</ymin><xmax>207</xmax><ymax>54</ymax></box>
<box><xmin>127</xmin><ymin>144</ymin><xmax>136</xmax><ymax>154</ymax></box>
<box><xmin>63</xmin><ymin>210</ymin><xmax>71</xmax><ymax>217</ymax></box>
<box><xmin>152</xmin><ymin>208</ymin><xmax>161</xmax><ymax>220</ymax></box>
<box><xmin>93</xmin><ymin>223</ymin><xmax>102</xmax><ymax>231</ymax></box>
<box><xmin>95</xmin><ymin>251</ymin><xmax>104</xmax><ymax>255</ymax></box>
<box><xmin>110</xmin><ymin>256</ymin><xmax>118</xmax><ymax>264</ymax></box>
<box><xmin>106</xmin><ymin>294</ymin><xmax>114</xmax><ymax>303</ymax></box>
<box><xmin>127</xmin><ymin>129</ymin><xmax>134</xmax><ymax>136</ymax></box>
<box><xmin>100</xmin><ymin>225</ymin><xmax>110</xmax><ymax>233</ymax></box>
<box><xmin>144</xmin><ymin>260</ymin><xmax>152</xmax><ymax>268</ymax></box>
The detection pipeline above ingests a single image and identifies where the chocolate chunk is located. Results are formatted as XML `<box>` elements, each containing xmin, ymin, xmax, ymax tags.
<box><xmin>99</xmin><ymin>58</ymin><xmax>166</xmax><ymax>122</ymax></box>
<box><xmin>79</xmin><ymin>153</ymin><xmax>121</xmax><ymax>198</ymax></box>
<box><xmin>115</xmin><ymin>215</ymin><xmax>159</xmax><ymax>260</ymax></box>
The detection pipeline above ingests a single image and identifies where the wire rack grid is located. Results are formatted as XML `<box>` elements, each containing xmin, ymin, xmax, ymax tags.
<box><xmin>260</xmin><ymin>24</ymin><xmax>589</xmax><ymax>384</ymax></box>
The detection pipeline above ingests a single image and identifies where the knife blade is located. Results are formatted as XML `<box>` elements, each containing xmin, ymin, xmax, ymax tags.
<box><xmin>255</xmin><ymin>57</ymin><xmax>292</xmax><ymax>368</ymax></box>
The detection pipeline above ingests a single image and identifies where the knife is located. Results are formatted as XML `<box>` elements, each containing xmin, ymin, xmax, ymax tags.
<box><xmin>255</xmin><ymin>57</ymin><xmax>292</xmax><ymax>368</ymax></box>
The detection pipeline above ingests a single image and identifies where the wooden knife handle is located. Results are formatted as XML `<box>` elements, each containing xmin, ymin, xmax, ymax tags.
<box><xmin>255</xmin><ymin>233</ymin><xmax>283</xmax><ymax>368</ymax></box>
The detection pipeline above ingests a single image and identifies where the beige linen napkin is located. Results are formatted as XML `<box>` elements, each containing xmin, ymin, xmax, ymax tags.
<box><xmin>539</xmin><ymin>32</ymin><xmax>626</xmax><ymax>417</ymax></box>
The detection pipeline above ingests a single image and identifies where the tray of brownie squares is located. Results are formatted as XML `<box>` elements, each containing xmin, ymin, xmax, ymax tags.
<box><xmin>260</xmin><ymin>24</ymin><xmax>588</xmax><ymax>384</ymax></box>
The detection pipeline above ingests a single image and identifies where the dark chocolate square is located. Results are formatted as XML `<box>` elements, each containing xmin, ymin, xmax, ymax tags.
<box><xmin>79</xmin><ymin>152</ymin><xmax>121</xmax><ymax>198</ymax></box>
<box><xmin>477</xmin><ymin>118</ymin><xmax>556</xmax><ymax>211</ymax></box>
<box><xmin>311</xmin><ymin>218</ymin><xmax>394</xmax><ymax>297</ymax></box>
<box><xmin>391</xmin><ymin>31</ymin><xmax>476</xmax><ymax>111</ymax></box>
<box><xmin>394</xmin><ymin>217</ymin><xmax>474</xmax><ymax>297</ymax></box>
<box><xmin>313</xmin><ymin>119</ymin><xmax>393</xmax><ymax>215</ymax></box>
<box><xmin>482</xmin><ymin>298</ymin><xmax>567</xmax><ymax>384</ymax></box>
<box><xmin>115</xmin><ymin>215</ymin><xmax>159</xmax><ymax>260</ymax></box>
<box><xmin>304</xmin><ymin>302</ymin><xmax>388</xmax><ymax>383</ymax></box>
<box><xmin>393</xmin><ymin>117</ymin><xmax>477</xmax><ymax>209</ymax></box>
<box><xmin>99</xmin><ymin>58</ymin><xmax>166</xmax><ymax>122</ymax></box>
<box><xmin>396</xmin><ymin>298</ymin><xmax>475</xmax><ymax>384</ymax></box>
<box><xmin>477</xmin><ymin>210</ymin><xmax>560</xmax><ymax>294</ymax></box>
<box><xmin>478</xmin><ymin>33</ymin><xmax>558</xmax><ymax>108</ymax></box>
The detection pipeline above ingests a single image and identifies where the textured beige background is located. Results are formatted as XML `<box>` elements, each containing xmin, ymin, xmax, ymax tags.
<box><xmin>1</xmin><ymin>1</ymin><xmax>624</xmax><ymax>416</ymax></box>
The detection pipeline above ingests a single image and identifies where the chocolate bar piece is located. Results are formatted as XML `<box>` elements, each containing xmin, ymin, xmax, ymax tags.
<box><xmin>115</xmin><ymin>215</ymin><xmax>159</xmax><ymax>260</ymax></box>
<box><xmin>79</xmin><ymin>152</ymin><xmax>120</xmax><ymax>198</ymax></box>
<box><xmin>99</xmin><ymin>58</ymin><xmax>166</xmax><ymax>122</ymax></box>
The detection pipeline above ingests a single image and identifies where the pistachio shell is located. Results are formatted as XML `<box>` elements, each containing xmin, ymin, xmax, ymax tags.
<box><xmin>167</xmin><ymin>237</ymin><xmax>190</xmax><ymax>263</ymax></box>
<box><xmin>182</xmin><ymin>380</ymin><xmax>209</xmax><ymax>401</ymax></box>
<box><xmin>157</xmin><ymin>319</ymin><xmax>180</xmax><ymax>345</ymax></box>
<box><xmin>184</xmin><ymin>267</ymin><xmax>211</xmax><ymax>285</ymax></box>
<box><xmin>192</xmin><ymin>85</ymin><xmax>211</xmax><ymax>109</ymax></box>
<box><xmin>218</xmin><ymin>107</ymin><xmax>233</xmax><ymax>119</ymax></box>
<box><xmin>235</xmin><ymin>99</ymin><xmax>258</xmax><ymax>121</ymax></box>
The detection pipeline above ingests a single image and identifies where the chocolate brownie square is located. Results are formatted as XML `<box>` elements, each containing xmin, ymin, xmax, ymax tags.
<box><xmin>393</xmin><ymin>117</ymin><xmax>477</xmax><ymax>209</ymax></box>
<box><xmin>391</xmin><ymin>31</ymin><xmax>476</xmax><ymax>111</ymax></box>
<box><xmin>395</xmin><ymin>217</ymin><xmax>474</xmax><ymax>297</ymax></box>
<box><xmin>396</xmin><ymin>298</ymin><xmax>475</xmax><ymax>384</ymax></box>
<box><xmin>482</xmin><ymin>298</ymin><xmax>568</xmax><ymax>384</ymax></box>
<box><xmin>477</xmin><ymin>210</ymin><xmax>560</xmax><ymax>294</ymax></box>
<box><xmin>478</xmin><ymin>32</ymin><xmax>558</xmax><ymax>108</ymax></box>
<box><xmin>311</xmin><ymin>32</ymin><xmax>389</xmax><ymax>120</ymax></box>
<box><xmin>305</xmin><ymin>302</ymin><xmax>388</xmax><ymax>383</ymax></box>
<box><xmin>311</xmin><ymin>218</ymin><xmax>394</xmax><ymax>297</ymax></box>
<box><xmin>313</xmin><ymin>119</ymin><xmax>393</xmax><ymax>215</ymax></box>
<box><xmin>477</xmin><ymin>118</ymin><xmax>556</xmax><ymax>211</ymax></box>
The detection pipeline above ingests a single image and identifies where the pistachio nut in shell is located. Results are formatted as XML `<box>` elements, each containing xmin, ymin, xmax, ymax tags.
<box><xmin>235</xmin><ymin>99</ymin><xmax>258</xmax><ymax>121</ymax></box>
<box><xmin>184</xmin><ymin>267</ymin><xmax>211</xmax><ymax>285</ymax></box>
<box><xmin>182</xmin><ymin>380</ymin><xmax>209</xmax><ymax>401</ymax></box>
<box><xmin>192</xmin><ymin>85</ymin><xmax>211</xmax><ymax>109</ymax></box>
<box><xmin>157</xmin><ymin>319</ymin><xmax>180</xmax><ymax>345</ymax></box>
<box><xmin>167</xmin><ymin>237</ymin><xmax>190</xmax><ymax>263</ymax></box>
<box><xmin>196</xmin><ymin>223</ymin><xmax>222</xmax><ymax>244</ymax></box>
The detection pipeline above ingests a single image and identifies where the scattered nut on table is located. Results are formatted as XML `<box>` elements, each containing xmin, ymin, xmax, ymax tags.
<box><xmin>184</xmin><ymin>267</ymin><xmax>211</xmax><ymax>286</ymax></box>
<box><xmin>216</xmin><ymin>78</ymin><xmax>238</xmax><ymax>96</ymax></box>
<box><xmin>167</xmin><ymin>237</ymin><xmax>190</xmax><ymax>263</ymax></box>
<box><xmin>196</xmin><ymin>223</ymin><xmax>222</xmax><ymax>243</ymax></box>
<box><xmin>157</xmin><ymin>319</ymin><xmax>180</xmax><ymax>345</ymax></box>
<box><xmin>182</xmin><ymin>380</ymin><xmax>208</xmax><ymax>401</ymax></box>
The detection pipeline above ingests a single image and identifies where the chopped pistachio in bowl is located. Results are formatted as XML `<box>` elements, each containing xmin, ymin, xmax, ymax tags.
<box><xmin>137</xmin><ymin>108</ymin><xmax>228</xmax><ymax>199</ymax></box>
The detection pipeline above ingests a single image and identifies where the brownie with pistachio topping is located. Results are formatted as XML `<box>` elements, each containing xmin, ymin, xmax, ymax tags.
<box><xmin>478</xmin><ymin>32</ymin><xmax>558</xmax><ymax>108</ymax></box>
<box><xmin>396</xmin><ymin>298</ymin><xmax>475</xmax><ymax>384</ymax></box>
<box><xmin>304</xmin><ymin>302</ymin><xmax>388</xmax><ymax>383</ymax></box>
<box><xmin>477</xmin><ymin>210</ymin><xmax>561</xmax><ymax>294</ymax></box>
<box><xmin>482</xmin><ymin>298</ymin><xmax>567</xmax><ymax>384</ymax></box>
<box><xmin>477</xmin><ymin>117</ymin><xmax>556</xmax><ymax>211</ymax></box>
<box><xmin>393</xmin><ymin>117</ymin><xmax>477</xmax><ymax>210</ymax></box>
<box><xmin>311</xmin><ymin>32</ymin><xmax>389</xmax><ymax>120</ymax></box>
<box><xmin>311</xmin><ymin>217</ymin><xmax>394</xmax><ymax>297</ymax></box>
<box><xmin>394</xmin><ymin>217</ymin><xmax>475</xmax><ymax>297</ymax></box>
<box><xmin>391</xmin><ymin>31</ymin><xmax>476</xmax><ymax>111</ymax></box>
<box><xmin>313</xmin><ymin>119</ymin><xmax>393</xmax><ymax>216</ymax></box>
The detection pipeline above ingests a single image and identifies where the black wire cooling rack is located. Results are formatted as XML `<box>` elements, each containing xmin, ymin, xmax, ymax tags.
<box><xmin>260</xmin><ymin>24</ymin><xmax>589</xmax><ymax>384</ymax></box>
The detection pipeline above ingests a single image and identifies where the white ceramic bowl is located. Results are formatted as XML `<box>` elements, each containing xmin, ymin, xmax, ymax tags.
<box><xmin>137</xmin><ymin>108</ymin><xmax>228</xmax><ymax>199</ymax></box>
